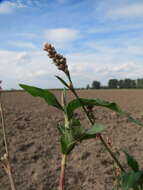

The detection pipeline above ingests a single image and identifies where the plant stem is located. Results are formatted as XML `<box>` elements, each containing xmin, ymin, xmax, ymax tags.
<box><xmin>0</xmin><ymin>102</ymin><xmax>8</xmax><ymax>155</ymax></box>
<box><xmin>0</xmin><ymin>95</ymin><xmax>17</xmax><ymax>190</ymax></box>
<box><xmin>59</xmin><ymin>154</ymin><xmax>67</xmax><ymax>190</ymax></box>
<box><xmin>7</xmin><ymin>161</ymin><xmax>17</xmax><ymax>190</ymax></box>
<box><xmin>66</xmin><ymin>73</ymin><xmax>125</xmax><ymax>172</ymax></box>
<box><xmin>99</xmin><ymin>135</ymin><xmax>125</xmax><ymax>172</ymax></box>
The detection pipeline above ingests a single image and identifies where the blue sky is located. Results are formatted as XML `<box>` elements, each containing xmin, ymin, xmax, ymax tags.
<box><xmin>0</xmin><ymin>0</ymin><xmax>143</xmax><ymax>89</ymax></box>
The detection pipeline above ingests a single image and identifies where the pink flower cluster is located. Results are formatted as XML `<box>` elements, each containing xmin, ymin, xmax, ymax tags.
<box><xmin>43</xmin><ymin>43</ymin><xmax>69</xmax><ymax>74</ymax></box>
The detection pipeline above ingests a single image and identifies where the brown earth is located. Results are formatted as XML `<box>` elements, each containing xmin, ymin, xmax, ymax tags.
<box><xmin>0</xmin><ymin>89</ymin><xmax>143</xmax><ymax>190</ymax></box>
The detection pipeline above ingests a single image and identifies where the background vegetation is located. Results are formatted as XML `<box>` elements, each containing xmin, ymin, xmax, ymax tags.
<box><xmin>87</xmin><ymin>78</ymin><xmax>143</xmax><ymax>89</ymax></box>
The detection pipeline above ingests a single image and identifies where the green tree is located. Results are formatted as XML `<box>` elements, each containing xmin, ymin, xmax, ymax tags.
<box><xmin>123</xmin><ymin>79</ymin><xmax>136</xmax><ymax>88</ymax></box>
<box><xmin>118</xmin><ymin>79</ymin><xmax>136</xmax><ymax>88</ymax></box>
<box><xmin>108</xmin><ymin>79</ymin><xmax>118</xmax><ymax>88</ymax></box>
<box><xmin>92</xmin><ymin>81</ymin><xmax>100</xmax><ymax>89</ymax></box>
<box><xmin>118</xmin><ymin>80</ymin><xmax>124</xmax><ymax>88</ymax></box>
<box><xmin>137</xmin><ymin>78</ymin><xmax>143</xmax><ymax>88</ymax></box>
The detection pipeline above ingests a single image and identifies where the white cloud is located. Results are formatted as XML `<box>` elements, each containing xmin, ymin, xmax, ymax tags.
<box><xmin>27</xmin><ymin>70</ymin><xmax>50</xmax><ymax>78</ymax></box>
<box><xmin>107</xmin><ymin>3</ymin><xmax>143</xmax><ymax>18</ymax></box>
<box><xmin>0</xmin><ymin>46</ymin><xmax>143</xmax><ymax>89</ymax></box>
<box><xmin>66</xmin><ymin>41</ymin><xmax>143</xmax><ymax>85</ymax></box>
<box><xmin>0</xmin><ymin>50</ymin><xmax>62</xmax><ymax>89</ymax></box>
<box><xmin>15</xmin><ymin>32</ymin><xmax>37</xmax><ymax>39</ymax></box>
<box><xmin>1</xmin><ymin>0</ymin><xmax>143</xmax><ymax>88</ymax></box>
<box><xmin>88</xmin><ymin>23</ymin><xmax>143</xmax><ymax>34</ymax></box>
<box><xmin>85</xmin><ymin>35</ymin><xmax>143</xmax><ymax>57</ymax></box>
<box><xmin>0</xmin><ymin>1</ymin><xmax>25</xmax><ymax>14</ymax></box>
<box><xmin>44</xmin><ymin>28</ymin><xmax>79</xmax><ymax>48</ymax></box>
<box><xmin>15</xmin><ymin>52</ymin><xmax>31</xmax><ymax>64</ymax></box>
<box><xmin>96</xmin><ymin>62</ymin><xmax>134</xmax><ymax>75</ymax></box>
<box><xmin>110</xmin><ymin>63</ymin><xmax>133</xmax><ymax>72</ymax></box>
<box><xmin>10</xmin><ymin>41</ymin><xmax>36</xmax><ymax>49</ymax></box>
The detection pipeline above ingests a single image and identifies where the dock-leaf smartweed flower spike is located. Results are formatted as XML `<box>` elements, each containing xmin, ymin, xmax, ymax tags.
<box><xmin>43</xmin><ymin>43</ymin><xmax>69</xmax><ymax>74</ymax></box>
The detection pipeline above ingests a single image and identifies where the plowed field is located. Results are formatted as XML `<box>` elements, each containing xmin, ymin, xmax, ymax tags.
<box><xmin>0</xmin><ymin>89</ymin><xmax>143</xmax><ymax>190</ymax></box>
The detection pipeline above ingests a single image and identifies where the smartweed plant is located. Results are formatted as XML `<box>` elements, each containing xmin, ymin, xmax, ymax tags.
<box><xmin>0</xmin><ymin>81</ymin><xmax>17</xmax><ymax>190</ymax></box>
<box><xmin>19</xmin><ymin>43</ymin><xmax>143</xmax><ymax>190</ymax></box>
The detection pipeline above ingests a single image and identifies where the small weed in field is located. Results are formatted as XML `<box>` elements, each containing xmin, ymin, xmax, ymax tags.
<box><xmin>19</xmin><ymin>43</ymin><xmax>143</xmax><ymax>190</ymax></box>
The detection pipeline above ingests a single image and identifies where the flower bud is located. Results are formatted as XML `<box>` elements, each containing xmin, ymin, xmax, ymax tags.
<box><xmin>55</xmin><ymin>53</ymin><xmax>63</xmax><ymax>59</ymax></box>
<box><xmin>58</xmin><ymin>64</ymin><xmax>66</xmax><ymax>71</ymax></box>
<box><xmin>43</xmin><ymin>43</ymin><xmax>51</xmax><ymax>51</ymax></box>
<box><xmin>48</xmin><ymin>53</ymin><xmax>55</xmax><ymax>58</ymax></box>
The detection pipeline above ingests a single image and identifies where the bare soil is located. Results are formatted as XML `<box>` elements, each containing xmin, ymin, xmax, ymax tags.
<box><xmin>0</xmin><ymin>89</ymin><xmax>143</xmax><ymax>190</ymax></box>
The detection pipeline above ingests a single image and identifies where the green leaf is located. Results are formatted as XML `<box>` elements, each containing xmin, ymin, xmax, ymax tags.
<box><xmin>71</xmin><ymin>118</ymin><xmax>81</xmax><ymax>126</ymax></box>
<box><xmin>80</xmin><ymin>133</ymin><xmax>97</xmax><ymax>141</ymax></box>
<box><xmin>70</xmin><ymin>120</ymin><xmax>105</xmax><ymax>142</ymax></box>
<box><xmin>60</xmin><ymin>129</ymin><xmax>75</xmax><ymax>154</ymax></box>
<box><xmin>86</xmin><ymin>123</ymin><xmax>106</xmax><ymax>135</ymax></box>
<box><xmin>127</xmin><ymin>114</ymin><xmax>143</xmax><ymax>127</ymax></box>
<box><xmin>123</xmin><ymin>151</ymin><xmax>139</xmax><ymax>172</ymax></box>
<box><xmin>120</xmin><ymin>171</ymin><xmax>143</xmax><ymax>190</ymax></box>
<box><xmin>71</xmin><ymin>125</ymin><xmax>85</xmax><ymax>141</ymax></box>
<box><xmin>19</xmin><ymin>84</ymin><xmax>63</xmax><ymax>111</ymax></box>
<box><xmin>67</xmin><ymin>98</ymin><xmax>143</xmax><ymax>128</ymax></box>
<box><xmin>70</xmin><ymin>118</ymin><xmax>85</xmax><ymax>141</ymax></box>
<box><xmin>57</xmin><ymin>124</ymin><xmax>65</xmax><ymax>135</ymax></box>
<box><xmin>55</xmin><ymin>76</ymin><xmax>69</xmax><ymax>88</ymax></box>
<box><xmin>79</xmin><ymin>123</ymin><xmax>106</xmax><ymax>141</ymax></box>
<box><xmin>67</xmin><ymin>98</ymin><xmax>124</xmax><ymax>120</ymax></box>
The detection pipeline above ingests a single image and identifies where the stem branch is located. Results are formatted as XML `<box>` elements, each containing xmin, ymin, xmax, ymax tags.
<box><xmin>99</xmin><ymin>135</ymin><xmax>125</xmax><ymax>172</ymax></box>
<box><xmin>66</xmin><ymin>73</ymin><xmax>125</xmax><ymax>172</ymax></box>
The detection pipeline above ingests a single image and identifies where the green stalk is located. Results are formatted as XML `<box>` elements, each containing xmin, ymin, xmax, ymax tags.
<box><xmin>58</xmin><ymin>91</ymin><xmax>69</xmax><ymax>190</ymax></box>
<box><xmin>99</xmin><ymin>135</ymin><xmax>125</xmax><ymax>172</ymax></box>
<box><xmin>66</xmin><ymin>72</ymin><xmax>125</xmax><ymax>172</ymax></box>
<box><xmin>58</xmin><ymin>154</ymin><xmax>67</xmax><ymax>190</ymax></box>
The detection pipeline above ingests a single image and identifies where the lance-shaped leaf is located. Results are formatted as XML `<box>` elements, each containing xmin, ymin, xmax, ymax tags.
<box><xmin>71</xmin><ymin>118</ymin><xmax>81</xmax><ymax>126</ymax></box>
<box><xmin>120</xmin><ymin>171</ymin><xmax>143</xmax><ymax>190</ymax></box>
<box><xmin>67</xmin><ymin>98</ymin><xmax>124</xmax><ymax>120</ymax></box>
<box><xmin>71</xmin><ymin>125</ymin><xmax>85</xmax><ymax>141</ymax></box>
<box><xmin>19</xmin><ymin>84</ymin><xmax>63</xmax><ymax>111</ymax></box>
<box><xmin>127</xmin><ymin>114</ymin><xmax>143</xmax><ymax>127</ymax></box>
<box><xmin>60</xmin><ymin>129</ymin><xmax>76</xmax><ymax>154</ymax></box>
<box><xmin>86</xmin><ymin>123</ymin><xmax>106</xmax><ymax>134</ymax></box>
<box><xmin>55</xmin><ymin>76</ymin><xmax>69</xmax><ymax>88</ymax></box>
<box><xmin>66</xmin><ymin>98</ymin><xmax>143</xmax><ymax>127</ymax></box>
<box><xmin>79</xmin><ymin>123</ymin><xmax>106</xmax><ymax>141</ymax></box>
<box><xmin>57</xmin><ymin>124</ymin><xmax>65</xmax><ymax>135</ymax></box>
<box><xmin>123</xmin><ymin>151</ymin><xmax>139</xmax><ymax>172</ymax></box>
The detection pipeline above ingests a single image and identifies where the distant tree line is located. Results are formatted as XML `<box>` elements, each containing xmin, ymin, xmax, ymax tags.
<box><xmin>86</xmin><ymin>78</ymin><xmax>143</xmax><ymax>89</ymax></box>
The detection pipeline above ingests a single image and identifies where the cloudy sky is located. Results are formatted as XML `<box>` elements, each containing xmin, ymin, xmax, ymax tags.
<box><xmin>0</xmin><ymin>0</ymin><xmax>143</xmax><ymax>89</ymax></box>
